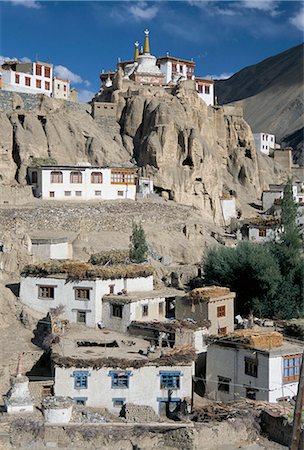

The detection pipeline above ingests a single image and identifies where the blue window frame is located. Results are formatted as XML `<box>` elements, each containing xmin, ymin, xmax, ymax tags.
<box><xmin>159</xmin><ymin>371</ymin><xmax>181</xmax><ymax>390</ymax></box>
<box><xmin>72</xmin><ymin>371</ymin><xmax>89</xmax><ymax>389</ymax></box>
<box><xmin>74</xmin><ymin>397</ymin><xmax>88</xmax><ymax>406</ymax></box>
<box><xmin>109</xmin><ymin>370</ymin><xmax>132</xmax><ymax>389</ymax></box>
<box><xmin>112</xmin><ymin>398</ymin><xmax>126</xmax><ymax>407</ymax></box>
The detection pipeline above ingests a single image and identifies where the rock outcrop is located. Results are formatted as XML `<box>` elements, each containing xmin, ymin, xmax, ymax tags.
<box><xmin>0</xmin><ymin>86</ymin><xmax>287</xmax><ymax>224</ymax></box>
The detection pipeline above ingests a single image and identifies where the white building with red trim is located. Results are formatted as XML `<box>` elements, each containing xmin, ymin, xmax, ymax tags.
<box><xmin>157</xmin><ymin>55</ymin><xmax>195</xmax><ymax>83</ymax></box>
<box><xmin>195</xmin><ymin>77</ymin><xmax>214</xmax><ymax>106</ymax></box>
<box><xmin>1</xmin><ymin>60</ymin><xmax>53</xmax><ymax>96</ymax></box>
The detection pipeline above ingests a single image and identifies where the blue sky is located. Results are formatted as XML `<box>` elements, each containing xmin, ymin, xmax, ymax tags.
<box><xmin>0</xmin><ymin>1</ymin><xmax>303</xmax><ymax>102</ymax></box>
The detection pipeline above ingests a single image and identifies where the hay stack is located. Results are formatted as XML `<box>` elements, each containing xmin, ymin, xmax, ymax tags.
<box><xmin>189</xmin><ymin>286</ymin><xmax>231</xmax><ymax>301</ymax></box>
<box><xmin>233</xmin><ymin>330</ymin><xmax>283</xmax><ymax>349</ymax></box>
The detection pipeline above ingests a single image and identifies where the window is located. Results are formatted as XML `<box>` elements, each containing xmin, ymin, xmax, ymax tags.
<box><xmin>112</xmin><ymin>398</ymin><xmax>125</xmax><ymax>408</ymax></box>
<box><xmin>75</xmin><ymin>191</ymin><xmax>82</xmax><ymax>197</ymax></box>
<box><xmin>50</xmin><ymin>171</ymin><xmax>63</xmax><ymax>183</ymax></box>
<box><xmin>245</xmin><ymin>357</ymin><xmax>258</xmax><ymax>377</ymax></box>
<box><xmin>15</xmin><ymin>74</ymin><xmax>20</xmax><ymax>84</ymax></box>
<box><xmin>205</xmin><ymin>85</ymin><xmax>210</xmax><ymax>94</ymax></box>
<box><xmin>259</xmin><ymin>228</ymin><xmax>267</xmax><ymax>237</ymax></box>
<box><xmin>38</xmin><ymin>286</ymin><xmax>55</xmax><ymax>299</ymax></box>
<box><xmin>70</xmin><ymin>171</ymin><xmax>82</xmax><ymax>183</ymax></box>
<box><xmin>159</xmin><ymin>302</ymin><xmax>164</xmax><ymax>316</ymax></box>
<box><xmin>217</xmin><ymin>305</ymin><xmax>226</xmax><ymax>318</ymax></box>
<box><xmin>45</xmin><ymin>81</ymin><xmax>50</xmax><ymax>90</ymax></box>
<box><xmin>110</xmin><ymin>371</ymin><xmax>131</xmax><ymax>388</ymax></box>
<box><xmin>44</xmin><ymin>66</ymin><xmax>51</xmax><ymax>78</ymax></box>
<box><xmin>111</xmin><ymin>304</ymin><xmax>123</xmax><ymax>318</ymax></box>
<box><xmin>91</xmin><ymin>172</ymin><xmax>103</xmax><ymax>184</ymax></box>
<box><xmin>109</xmin><ymin>284</ymin><xmax>115</xmax><ymax>294</ymax></box>
<box><xmin>25</xmin><ymin>77</ymin><xmax>31</xmax><ymax>86</ymax></box>
<box><xmin>73</xmin><ymin>371</ymin><xmax>89</xmax><ymax>389</ymax></box>
<box><xmin>95</xmin><ymin>191</ymin><xmax>101</xmax><ymax>196</ymax></box>
<box><xmin>74</xmin><ymin>397</ymin><xmax>87</xmax><ymax>406</ymax></box>
<box><xmin>31</xmin><ymin>171</ymin><xmax>38</xmax><ymax>184</ymax></box>
<box><xmin>111</xmin><ymin>170</ymin><xmax>135</xmax><ymax>185</ymax></box>
<box><xmin>218</xmin><ymin>327</ymin><xmax>227</xmax><ymax>335</ymax></box>
<box><xmin>36</xmin><ymin>64</ymin><xmax>42</xmax><ymax>76</ymax></box>
<box><xmin>160</xmin><ymin>372</ymin><xmax>181</xmax><ymax>390</ymax></box>
<box><xmin>198</xmin><ymin>84</ymin><xmax>203</xmax><ymax>93</ymax></box>
<box><xmin>172</xmin><ymin>63</ymin><xmax>177</xmax><ymax>72</ymax></box>
<box><xmin>57</xmin><ymin>84</ymin><xmax>60</xmax><ymax>89</ymax></box>
<box><xmin>64</xmin><ymin>85</ymin><xmax>67</xmax><ymax>92</ymax></box>
<box><xmin>283</xmin><ymin>354</ymin><xmax>302</xmax><ymax>383</ymax></box>
<box><xmin>271</xmin><ymin>137</ymin><xmax>274</xmax><ymax>142</ymax></box>
<box><xmin>218</xmin><ymin>376</ymin><xmax>230</xmax><ymax>393</ymax></box>
<box><xmin>77</xmin><ymin>311</ymin><xmax>86</xmax><ymax>324</ymax></box>
<box><xmin>142</xmin><ymin>304</ymin><xmax>149</xmax><ymax>317</ymax></box>
<box><xmin>246</xmin><ymin>388</ymin><xmax>257</xmax><ymax>400</ymax></box>
<box><xmin>36</xmin><ymin>79</ymin><xmax>41</xmax><ymax>89</ymax></box>
<box><xmin>179</xmin><ymin>64</ymin><xmax>183</xmax><ymax>72</ymax></box>
<box><xmin>266</xmin><ymin>135</ymin><xmax>268</xmax><ymax>141</ymax></box>
<box><xmin>49</xmin><ymin>191</ymin><xmax>55</xmax><ymax>198</ymax></box>
<box><xmin>117</xmin><ymin>191</ymin><xmax>124</xmax><ymax>197</ymax></box>
<box><xmin>65</xmin><ymin>191</ymin><xmax>71</xmax><ymax>196</ymax></box>
<box><xmin>75</xmin><ymin>288</ymin><xmax>90</xmax><ymax>301</ymax></box>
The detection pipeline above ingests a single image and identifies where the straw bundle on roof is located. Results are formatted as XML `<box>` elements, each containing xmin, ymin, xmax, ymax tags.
<box><xmin>189</xmin><ymin>286</ymin><xmax>231</xmax><ymax>301</ymax></box>
<box><xmin>21</xmin><ymin>260</ymin><xmax>153</xmax><ymax>280</ymax></box>
<box><xmin>233</xmin><ymin>330</ymin><xmax>283</xmax><ymax>349</ymax></box>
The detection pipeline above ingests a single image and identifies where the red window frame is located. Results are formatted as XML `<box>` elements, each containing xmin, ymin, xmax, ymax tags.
<box><xmin>15</xmin><ymin>74</ymin><xmax>20</xmax><ymax>84</ymax></box>
<box><xmin>44</xmin><ymin>66</ymin><xmax>51</xmax><ymax>78</ymax></box>
<box><xmin>70</xmin><ymin>171</ymin><xmax>82</xmax><ymax>183</ymax></box>
<box><xmin>50</xmin><ymin>171</ymin><xmax>63</xmax><ymax>183</ymax></box>
<box><xmin>36</xmin><ymin>64</ymin><xmax>42</xmax><ymax>76</ymax></box>
<box><xmin>45</xmin><ymin>81</ymin><xmax>50</xmax><ymax>90</ymax></box>
<box><xmin>36</xmin><ymin>79</ymin><xmax>41</xmax><ymax>89</ymax></box>
<box><xmin>25</xmin><ymin>77</ymin><xmax>31</xmax><ymax>86</ymax></box>
<box><xmin>217</xmin><ymin>305</ymin><xmax>226</xmax><ymax>318</ymax></box>
<box><xmin>91</xmin><ymin>172</ymin><xmax>103</xmax><ymax>184</ymax></box>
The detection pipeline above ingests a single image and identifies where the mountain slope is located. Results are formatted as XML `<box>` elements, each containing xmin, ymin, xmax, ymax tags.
<box><xmin>215</xmin><ymin>44</ymin><xmax>304</xmax><ymax>161</ymax></box>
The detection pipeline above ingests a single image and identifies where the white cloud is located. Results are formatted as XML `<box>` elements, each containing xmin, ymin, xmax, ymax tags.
<box><xmin>78</xmin><ymin>90</ymin><xmax>95</xmax><ymax>104</ymax></box>
<box><xmin>54</xmin><ymin>65</ymin><xmax>84</xmax><ymax>84</ymax></box>
<box><xmin>205</xmin><ymin>72</ymin><xmax>234</xmax><ymax>80</ymax></box>
<box><xmin>241</xmin><ymin>0</ymin><xmax>279</xmax><ymax>17</ymax></box>
<box><xmin>289</xmin><ymin>8</ymin><xmax>304</xmax><ymax>31</ymax></box>
<box><xmin>8</xmin><ymin>0</ymin><xmax>41</xmax><ymax>9</ymax></box>
<box><xmin>129</xmin><ymin>1</ymin><xmax>159</xmax><ymax>21</ymax></box>
<box><xmin>0</xmin><ymin>55</ymin><xmax>31</xmax><ymax>65</ymax></box>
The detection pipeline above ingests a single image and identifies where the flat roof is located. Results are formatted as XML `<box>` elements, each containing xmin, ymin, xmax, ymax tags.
<box><xmin>32</xmin><ymin>165</ymin><xmax>137</xmax><ymax>171</ymax></box>
<box><xmin>188</xmin><ymin>286</ymin><xmax>235</xmax><ymax>302</ymax></box>
<box><xmin>103</xmin><ymin>288</ymin><xmax>182</xmax><ymax>303</ymax></box>
<box><xmin>157</xmin><ymin>56</ymin><xmax>196</xmax><ymax>66</ymax></box>
<box><xmin>195</xmin><ymin>77</ymin><xmax>214</xmax><ymax>84</ymax></box>
<box><xmin>51</xmin><ymin>325</ymin><xmax>196</xmax><ymax>368</ymax></box>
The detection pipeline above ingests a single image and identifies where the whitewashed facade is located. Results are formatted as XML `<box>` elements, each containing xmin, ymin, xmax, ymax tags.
<box><xmin>157</xmin><ymin>56</ymin><xmax>195</xmax><ymax>84</ymax></box>
<box><xmin>28</xmin><ymin>165</ymin><xmax>137</xmax><ymax>201</ymax></box>
<box><xmin>206</xmin><ymin>341</ymin><xmax>303</xmax><ymax>403</ymax></box>
<box><xmin>220</xmin><ymin>198</ymin><xmax>236</xmax><ymax>223</ymax></box>
<box><xmin>29</xmin><ymin>237</ymin><xmax>72</xmax><ymax>261</ymax></box>
<box><xmin>19</xmin><ymin>274</ymin><xmax>153</xmax><ymax>328</ymax></box>
<box><xmin>1</xmin><ymin>61</ymin><xmax>53</xmax><ymax>96</ymax></box>
<box><xmin>195</xmin><ymin>78</ymin><xmax>214</xmax><ymax>106</ymax></box>
<box><xmin>53</xmin><ymin>77</ymin><xmax>70</xmax><ymax>100</ymax></box>
<box><xmin>262</xmin><ymin>184</ymin><xmax>298</xmax><ymax>210</ymax></box>
<box><xmin>253</xmin><ymin>133</ymin><xmax>275</xmax><ymax>156</ymax></box>
<box><xmin>54</xmin><ymin>363</ymin><xmax>194</xmax><ymax>415</ymax></box>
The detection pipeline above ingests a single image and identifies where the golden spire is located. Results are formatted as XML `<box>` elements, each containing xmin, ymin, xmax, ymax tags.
<box><xmin>143</xmin><ymin>29</ymin><xmax>150</xmax><ymax>54</ymax></box>
<box><xmin>134</xmin><ymin>41</ymin><xmax>139</xmax><ymax>61</ymax></box>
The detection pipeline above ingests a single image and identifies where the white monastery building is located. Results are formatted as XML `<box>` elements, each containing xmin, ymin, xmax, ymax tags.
<box><xmin>253</xmin><ymin>133</ymin><xmax>276</xmax><ymax>156</ymax></box>
<box><xmin>206</xmin><ymin>332</ymin><xmax>303</xmax><ymax>403</ymax></box>
<box><xmin>1</xmin><ymin>61</ymin><xmax>53</xmax><ymax>97</ymax></box>
<box><xmin>52</xmin><ymin>327</ymin><xmax>195</xmax><ymax>416</ymax></box>
<box><xmin>157</xmin><ymin>55</ymin><xmax>195</xmax><ymax>83</ymax></box>
<box><xmin>195</xmin><ymin>77</ymin><xmax>214</xmax><ymax>106</ymax></box>
<box><xmin>19</xmin><ymin>263</ymin><xmax>154</xmax><ymax>329</ymax></box>
<box><xmin>28</xmin><ymin>165</ymin><xmax>137</xmax><ymax>201</ymax></box>
<box><xmin>52</xmin><ymin>77</ymin><xmax>70</xmax><ymax>100</ymax></box>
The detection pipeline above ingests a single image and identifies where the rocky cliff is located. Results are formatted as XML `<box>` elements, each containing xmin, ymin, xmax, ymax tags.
<box><xmin>0</xmin><ymin>83</ymin><xmax>287</xmax><ymax>224</ymax></box>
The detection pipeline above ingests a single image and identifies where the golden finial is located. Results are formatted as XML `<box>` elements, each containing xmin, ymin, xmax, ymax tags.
<box><xmin>143</xmin><ymin>29</ymin><xmax>150</xmax><ymax>54</ymax></box>
<box><xmin>134</xmin><ymin>41</ymin><xmax>139</xmax><ymax>61</ymax></box>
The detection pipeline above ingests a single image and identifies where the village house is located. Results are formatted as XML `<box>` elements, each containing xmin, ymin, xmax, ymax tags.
<box><xmin>195</xmin><ymin>77</ymin><xmax>214</xmax><ymax>106</ymax></box>
<box><xmin>29</xmin><ymin>236</ymin><xmax>73</xmax><ymax>261</ymax></box>
<box><xmin>253</xmin><ymin>133</ymin><xmax>276</xmax><ymax>156</ymax></box>
<box><xmin>102</xmin><ymin>288</ymin><xmax>181</xmax><ymax>333</ymax></box>
<box><xmin>262</xmin><ymin>183</ymin><xmax>298</xmax><ymax>211</ymax></box>
<box><xmin>175</xmin><ymin>286</ymin><xmax>235</xmax><ymax>336</ymax></box>
<box><xmin>51</xmin><ymin>326</ymin><xmax>195</xmax><ymax>416</ymax></box>
<box><xmin>52</xmin><ymin>77</ymin><xmax>70</xmax><ymax>100</ymax></box>
<box><xmin>206</xmin><ymin>331</ymin><xmax>303</xmax><ymax>403</ymax></box>
<box><xmin>240</xmin><ymin>218</ymin><xmax>281</xmax><ymax>243</ymax></box>
<box><xmin>1</xmin><ymin>60</ymin><xmax>53</xmax><ymax>97</ymax></box>
<box><xmin>19</xmin><ymin>261</ymin><xmax>154</xmax><ymax>328</ymax></box>
<box><xmin>157</xmin><ymin>55</ymin><xmax>195</xmax><ymax>83</ymax></box>
<box><xmin>27</xmin><ymin>165</ymin><xmax>137</xmax><ymax>201</ymax></box>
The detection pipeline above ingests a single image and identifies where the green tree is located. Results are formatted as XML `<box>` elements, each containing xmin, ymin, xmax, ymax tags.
<box><xmin>129</xmin><ymin>222</ymin><xmax>148</xmax><ymax>263</ymax></box>
<box><xmin>203</xmin><ymin>242</ymin><xmax>282</xmax><ymax>317</ymax></box>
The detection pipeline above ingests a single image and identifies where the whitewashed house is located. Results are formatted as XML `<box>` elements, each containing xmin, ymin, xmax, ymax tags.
<box><xmin>195</xmin><ymin>77</ymin><xmax>214</xmax><ymax>106</ymax></box>
<box><xmin>240</xmin><ymin>219</ymin><xmax>281</xmax><ymax>243</ymax></box>
<box><xmin>19</xmin><ymin>262</ymin><xmax>154</xmax><ymax>328</ymax></box>
<box><xmin>53</xmin><ymin>77</ymin><xmax>70</xmax><ymax>100</ymax></box>
<box><xmin>206</xmin><ymin>332</ymin><xmax>303</xmax><ymax>403</ymax></box>
<box><xmin>28</xmin><ymin>165</ymin><xmax>137</xmax><ymax>201</ymax></box>
<box><xmin>1</xmin><ymin>61</ymin><xmax>53</xmax><ymax>96</ymax></box>
<box><xmin>253</xmin><ymin>133</ymin><xmax>276</xmax><ymax>156</ymax></box>
<box><xmin>157</xmin><ymin>55</ymin><xmax>195</xmax><ymax>83</ymax></box>
<box><xmin>262</xmin><ymin>184</ymin><xmax>298</xmax><ymax>211</ymax></box>
<box><xmin>52</xmin><ymin>327</ymin><xmax>195</xmax><ymax>416</ymax></box>
<box><xmin>176</xmin><ymin>286</ymin><xmax>235</xmax><ymax>336</ymax></box>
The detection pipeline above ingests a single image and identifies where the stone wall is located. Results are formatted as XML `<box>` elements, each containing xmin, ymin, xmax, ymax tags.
<box><xmin>0</xmin><ymin>90</ymin><xmax>90</xmax><ymax>113</ymax></box>
<box><xmin>0</xmin><ymin>185</ymin><xmax>35</xmax><ymax>205</ymax></box>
